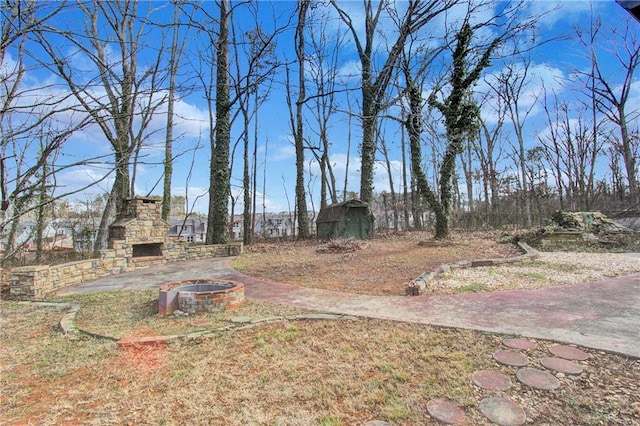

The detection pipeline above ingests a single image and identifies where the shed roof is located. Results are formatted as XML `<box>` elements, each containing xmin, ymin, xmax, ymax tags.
<box><xmin>316</xmin><ymin>199</ymin><xmax>371</xmax><ymax>223</ymax></box>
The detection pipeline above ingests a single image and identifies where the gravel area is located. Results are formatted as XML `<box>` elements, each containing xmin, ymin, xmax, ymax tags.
<box><xmin>431</xmin><ymin>252</ymin><xmax>640</xmax><ymax>294</ymax></box>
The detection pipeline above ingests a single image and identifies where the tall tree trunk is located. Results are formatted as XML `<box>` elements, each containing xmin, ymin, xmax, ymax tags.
<box><xmin>93</xmin><ymin>189</ymin><xmax>115</xmax><ymax>255</ymax></box>
<box><xmin>319</xmin><ymin>151</ymin><xmax>328</xmax><ymax>210</ymax></box>
<box><xmin>35</xmin><ymin>159</ymin><xmax>47</xmax><ymax>263</ymax></box>
<box><xmin>251</xmin><ymin>90</ymin><xmax>259</xmax><ymax>240</ymax></box>
<box><xmin>294</xmin><ymin>0</ymin><xmax>310</xmax><ymax>239</ymax></box>
<box><xmin>162</xmin><ymin>3</ymin><xmax>183</xmax><ymax>221</ymax></box>
<box><xmin>343</xmin><ymin>96</ymin><xmax>353</xmax><ymax>202</ymax></box>
<box><xmin>207</xmin><ymin>0</ymin><xmax>231</xmax><ymax>244</ymax></box>
<box><xmin>360</xmin><ymin>73</ymin><xmax>376</xmax><ymax>204</ymax></box>
<box><xmin>243</xmin><ymin>96</ymin><xmax>253</xmax><ymax>245</ymax></box>
<box><xmin>618</xmin><ymin>109</ymin><xmax>638</xmax><ymax>206</ymax></box>
<box><xmin>461</xmin><ymin>141</ymin><xmax>474</xmax><ymax>217</ymax></box>
<box><xmin>401</xmin><ymin>123</ymin><xmax>410</xmax><ymax>230</ymax></box>
<box><xmin>379</xmin><ymin>132</ymin><xmax>398</xmax><ymax>231</ymax></box>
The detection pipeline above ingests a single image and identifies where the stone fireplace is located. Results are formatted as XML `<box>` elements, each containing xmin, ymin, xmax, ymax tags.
<box><xmin>108</xmin><ymin>197</ymin><xmax>168</xmax><ymax>266</ymax></box>
<box><xmin>10</xmin><ymin>196</ymin><xmax>243</xmax><ymax>300</ymax></box>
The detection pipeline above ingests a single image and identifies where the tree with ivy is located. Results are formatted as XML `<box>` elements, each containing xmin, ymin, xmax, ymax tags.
<box><xmin>206</xmin><ymin>0</ymin><xmax>231</xmax><ymax>244</ymax></box>
<box><xmin>413</xmin><ymin>20</ymin><xmax>499</xmax><ymax>239</ymax></box>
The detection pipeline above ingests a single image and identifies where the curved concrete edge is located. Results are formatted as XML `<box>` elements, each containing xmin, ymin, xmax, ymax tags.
<box><xmin>59</xmin><ymin>304</ymin><xmax>81</xmax><ymax>334</ymax></box>
<box><xmin>406</xmin><ymin>241</ymin><xmax>538</xmax><ymax>295</ymax></box>
<box><xmin>14</xmin><ymin>301</ymin><xmax>82</xmax><ymax>335</ymax></box>
<box><xmin>12</xmin><ymin>300</ymin><xmax>358</xmax><ymax>347</ymax></box>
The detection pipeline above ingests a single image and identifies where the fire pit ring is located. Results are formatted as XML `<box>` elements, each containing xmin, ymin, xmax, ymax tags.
<box><xmin>158</xmin><ymin>279</ymin><xmax>244</xmax><ymax>316</ymax></box>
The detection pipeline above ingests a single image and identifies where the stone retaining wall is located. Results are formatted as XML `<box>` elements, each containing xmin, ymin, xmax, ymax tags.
<box><xmin>9</xmin><ymin>240</ymin><xmax>243</xmax><ymax>300</ymax></box>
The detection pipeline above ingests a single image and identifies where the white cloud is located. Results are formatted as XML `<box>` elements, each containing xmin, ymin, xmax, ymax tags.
<box><xmin>479</xmin><ymin>62</ymin><xmax>566</xmax><ymax>124</ymax></box>
<box><xmin>337</xmin><ymin>60</ymin><xmax>361</xmax><ymax>82</ymax></box>
<box><xmin>525</xmin><ymin>0</ymin><xmax>607</xmax><ymax>29</ymax></box>
<box><xmin>54</xmin><ymin>166</ymin><xmax>115</xmax><ymax>198</ymax></box>
<box><xmin>271</xmin><ymin>142</ymin><xmax>295</xmax><ymax>161</ymax></box>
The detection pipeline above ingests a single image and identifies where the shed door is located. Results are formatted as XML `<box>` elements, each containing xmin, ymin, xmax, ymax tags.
<box><xmin>345</xmin><ymin>216</ymin><xmax>362</xmax><ymax>238</ymax></box>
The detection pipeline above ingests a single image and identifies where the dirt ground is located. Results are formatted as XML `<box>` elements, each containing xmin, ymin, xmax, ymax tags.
<box><xmin>232</xmin><ymin>231</ymin><xmax>521</xmax><ymax>295</ymax></box>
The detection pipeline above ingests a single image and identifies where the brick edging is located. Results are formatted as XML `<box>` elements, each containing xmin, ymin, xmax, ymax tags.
<box><xmin>406</xmin><ymin>242</ymin><xmax>539</xmax><ymax>296</ymax></box>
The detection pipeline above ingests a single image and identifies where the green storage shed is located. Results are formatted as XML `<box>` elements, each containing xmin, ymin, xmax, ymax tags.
<box><xmin>316</xmin><ymin>200</ymin><xmax>375</xmax><ymax>240</ymax></box>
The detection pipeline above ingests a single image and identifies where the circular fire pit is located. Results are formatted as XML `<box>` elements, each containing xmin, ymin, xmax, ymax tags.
<box><xmin>158</xmin><ymin>279</ymin><xmax>244</xmax><ymax>316</ymax></box>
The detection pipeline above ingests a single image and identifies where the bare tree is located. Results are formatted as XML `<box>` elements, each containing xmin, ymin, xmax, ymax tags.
<box><xmin>576</xmin><ymin>16</ymin><xmax>640</xmax><ymax>206</ymax></box>
<box><xmin>538</xmin><ymin>90</ymin><xmax>604</xmax><ymax>210</ymax></box>
<box><xmin>306</xmin><ymin>8</ymin><xmax>347</xmax><ymax>209</ymax></box>
<box><xmin>1</xmin><ymin>1</ymin><xmax>66</xmax><ymax>229</ymax></box>
<box><xmin>282</xmin><ymin>0</ymin><xmax>312</xmax><ymax>239</ymax></box>
<box><xmin>1</xmin><ymin>2</ymin><xmax>112</xmax><ymax>260</ymax></box>
<box><xmin>377</xmin><ymin>122</ymin><xmax>399</xmax><ymax>231</ymax></box>
<box><xmin>162</xmin><ymin>1</ymin><xmax>192</xmax><ymax>220</ymax></box>
<box><xmin>402</xmin><ymin>0</ymin><xmax>543</xmax><ymax>238</ymax></box>
<box><xmin>330</xmin><ymin>0</ymin><xmax>457</xmax><ymax>204</ymax></box>
<box><xmin>476</xmin><ymin>97</ymin><xmax>506</xmax><ymax>223</ymax></box>
<box><xmin>36</xmin><ymin>0</ymin><xmax>170</xmax><ymax>251</ymax></box>
<box><xmin>485</xmin><ymin>58</ymin><xmax>538</xmax><ymax>227</ymax></box>
<box><xmin>230</xmin><ymin>7</ymin><xmax>281</xmax><ymax>244</ymax></box>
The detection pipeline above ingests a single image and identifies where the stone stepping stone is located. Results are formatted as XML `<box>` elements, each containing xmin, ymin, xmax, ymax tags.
<box><xmin>472</xmin><ymin>370</ymin><xmax>513</xmax><ymax>391</ymax></box>
<box><xmin>503</xmin><ymin>338</ymin><xmax>535</xmax><ymax>351</ymax></box>
<box><xmin>549</xmin><ymin>344</ymin><xmax>589</xmax><ymax>361</ymax></box>
<box><xmin>479</xmin><ymin>396</ymin><xmax>526</xmax><ymax>426</ymax></box>
<box><xmin>493</xmin><ymin>350</ymin><xmax>529</xmax><ymax>367</ymax></box>
<box><xmin>426</xmin><ymin>398</ymin><xmax>467</xmax><ymax>424</ymax></box>
<box><xmin>230</xmin><ymin>316</ymin><xmax>253</xmax><ymax>324</ymax></box>
<box><xmin>540</xmin><ymin>357</ymin><xmax>583</xmax><ymax>375</ymax></box>
<box><xmin>363</xmin><ymin>422</ymin><xmax>391</xmax><ymax>426</ymax></box>
<box><xmin>516</xmin><ymin>367</ymin><xmax>561</xmax><ymax>390</ymax></box>
<box><xmin>190</xmin><ymin>318</ymin><xmax>212</xmax><ymax>327</ymax></box>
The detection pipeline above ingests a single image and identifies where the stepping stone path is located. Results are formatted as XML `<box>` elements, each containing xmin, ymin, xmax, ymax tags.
<box><xmin>540</xmin><ymin>357</ymin><xmax>584</xmax><ymax>375</ymax></box>
<box><xmin>230</xmin><ymin>316</ymin><xmax>253</xmax><ymax>324</ymax></box>
<box><xmin>479</xmin><ymin>396</ymin><xmax>527</xmax><ymax>426</ymax></box>
<box><xmin>426</xmin><ymin>341</ymin><xmax>590</xmax><ymax>425</ymax></box>
<box><xmin>426</xmin><ymin>398</ymin><xmax>467</xmax><ymax>424</ymax></box>
<box><xmin>493</xmin><ymin>349</ymin><xmax>529</xmax><ymax>367</ymax></box>
<box><xmin>516</xmin><ymin>367</ymin><xmax>561</xmax><ymax>390</ymax></box>
<box><xmin>549</xmin><ymin>344</ymin><xmax>590</xmax><ymax>360</ymax></box>
<box><xmin>472</xmin><ymin>370</ymin><xmax>513</xmax><ymax>391</ymax></box>
<box><xmin>503</xmin><ymin>338</ymin><xmax>536</xmax><ymax>351</ymax></box>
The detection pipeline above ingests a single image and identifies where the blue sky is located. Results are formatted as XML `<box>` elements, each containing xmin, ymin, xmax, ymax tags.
<box><xmin>3</xmin><ymin>0</ymin><xmax>639</xmax><ymax>216</ymax></box>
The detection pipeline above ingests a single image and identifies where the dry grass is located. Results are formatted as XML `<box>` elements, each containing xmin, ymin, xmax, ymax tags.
<box><xmin>1</xmin><ymin>298</ymin><xmax>639</xmax><ymax>425</ymax></box>
<box><xmin>232</xmin><ymin>231</ymin><xmax>520</xmax><ymax>296</ymax></box>
<box><xmin>52</xmin><ymin>291</ymin><xmax>311</xmax><ymax>340</ymax></box>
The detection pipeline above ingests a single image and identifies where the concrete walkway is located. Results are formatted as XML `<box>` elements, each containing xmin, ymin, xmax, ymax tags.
<box><xmin>57</xmin><ymin>255</ymin><xmax>640</xmax><ymax>359</ymax></box>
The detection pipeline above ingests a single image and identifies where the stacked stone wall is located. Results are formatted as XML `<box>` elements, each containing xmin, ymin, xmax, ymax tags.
<box><xmin>9</xmin><ymin>241</ymin><xmax>243</xmax><ymax>300</ymax></box>
<box><xmin>164</xmin><ymin>240</ymin><xmax>243</xmax><ymax>262</ymax></box>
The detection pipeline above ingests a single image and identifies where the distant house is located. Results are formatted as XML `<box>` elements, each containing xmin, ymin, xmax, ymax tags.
<box><xmin>253</xmin><ymin>212</ymin><xmax>295</xmax><ymax>238</ymax></box>
<box><xmin>168</xmin><ymin>216</ymin><xmax>207</xmax><ymax>243</ymax></box>
<box><xmin>0</xmin><ymin>218</ymin><xmax>75</xmax><ymax>254</ymax></box>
